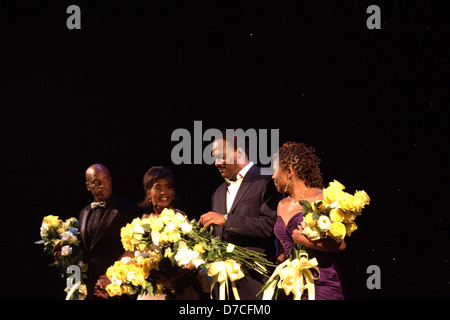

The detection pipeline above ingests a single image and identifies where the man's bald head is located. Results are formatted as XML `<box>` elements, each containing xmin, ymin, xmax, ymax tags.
<box><xmin>85</xmin><ymin>164</ymin><xmax>113</xmax><ymax>201</ymax></box>
<box><xmin>85</xmin><ymin>164</ymin><xmax>110</xmax><ymax>180</ymax></box>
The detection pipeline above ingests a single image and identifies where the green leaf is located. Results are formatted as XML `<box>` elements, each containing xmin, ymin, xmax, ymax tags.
<box><xmin>208</xmin><ymin>249</ymin><xmax>217</xmax><ymax>259</ymax></box>
<box><xmin>141</xmin><ymin>223</ymin><xmax>151</xmax><ymax>233</ymax></box>
<box><xmin>201</xmin><ymin>241</ymin><xmax>211</xmax><ymax>251</ymax></box>
<box><xmin>299</xmin><ymin>200</ymin><xmax>312</xmax><ymax>214</ymax></box>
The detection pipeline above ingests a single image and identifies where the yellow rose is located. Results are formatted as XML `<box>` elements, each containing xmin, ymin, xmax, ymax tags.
<box><xmin>339</xmin><ymin>193</ymin><xmax>356</xmax><ymax>211</ymax></box>
<box><xmin>65</xmin><ymin>217</ymin><xmax>79</xmax><ymax>227</ymax></box>
<box><xmin>131</xmin><ymin>217</ymin><xmax>142</xmax><ymax>225</ymax></box>
<box><xmin>343</xmin><ymin>211</ymin><xmax>356</xmax><ymax>223</ymax></box>
<box><xmin>121</xmin><ymin>225</ymin><xmax>135</xmax><ymax>251</ymax></box>
<box><xmin>329</xmin><ymin>180</ymin><xmax>345</xmax><ymax>191</ymax></box>
<box><xmin>159</xmin><ymin>208</ymin><xmax>175</xmax><ymax>224</ymax></box>
<box><xmin>167</xmin><ymin>231</ymin><xmax>181</xmax><ymax>243</ymax></box>
<box><xmin>160</xmin><ymin>208</ymin><xmax>175</xmax><ymax>217</ymax></box>
<box><xmin>194</xmin><ymin>243</ymin><xmax>206</xmax><ymax>254</ymax></box>
<box><xmin>172</xmin><ymin>212</ymin><xmax>187</xmax><ymax>227</ymax></box>
<box><xmin>327</xmin><ymin>222</ymin><xmax>346</xmax><ymax>243</ymax></box>
<box><xmin>43</xmin><ymin>215</ymin><xmax>61</xmax><ymax>227</ymax></box>
<box><xmin>113</xmin><ymin>263</ymin><xmax>128</xmax><ymax>282</ymax></box>
<box><xmin>304</xmin><ymin>212</ymin><xmax>317</xmax><ymax>227</ymax></box>
<box><xmin>351</xmin><ymin>196</ymin><xmax>365</xmax><ymax>212</ymax></box>
<box><xmin>131</xmin><ymin>269</ymin><xmax>146</xmax><ymax>287</ymax></box>
<box><xmin>345</xmin><ymin>222</ymin><xmax>358</xmax><ymax>236</ymax></box>
<box><xmin>120</xmin><ymin>284</ymin><xmax>131</xmax><ymax>295</ymax></box>
<box><xmin>355</xmin><ymin>190</ymin><xmax>370</xmax><ymax>205</ymax></box>
<box><xmin>149</xmin><ymin>217</ymin><xmax>164</xmax><ymax>232</ymax></box>
<box><xmin>138</xmin><ymin>258</ymin><xmax>152</xmax><ymax>277</ymax></box>
<box><xmin>106</xmin><ymin>284</ymin><xmax>122</xmax><ymax>297</ymax></box>
<box><xmin>323</xmin><ymin>187</ymin><xmax>345</xmax><ymax>204</ymax></box>
<box><xmin>329</xmin><ymin>208</ymin><xmax>345</xmax><ymax>223</ymax></box>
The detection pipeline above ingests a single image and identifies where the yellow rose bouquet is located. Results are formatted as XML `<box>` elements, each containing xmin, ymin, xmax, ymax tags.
<box><xmin>259</xmin><ymin>180</ymin><xmax>370</xmax><ymax>300</ymax></box>
<box><xmin>300</xmin><ymin>180</ymin><xmax>370</xmax><ymax>243</ymax></box>
<box><xmin>105</xmin><ymin>253</ymin><xmax>164</xmax><ymax>297</ymax></box>
<box><xmin>109</xmin><ymin>208</ymin><xmax>275</xmax><ymax>299</ymax></box>
<box><xmin>36</xmin><ymin>215</ymin><xmax>87</xmax><ymax>300</ymax></box>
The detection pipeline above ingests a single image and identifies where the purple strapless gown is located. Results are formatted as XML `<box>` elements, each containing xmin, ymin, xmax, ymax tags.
<box><xmin>274</xmin><ymin>212</ymin><xmax>344</xmax><ymax>300</ymax></box>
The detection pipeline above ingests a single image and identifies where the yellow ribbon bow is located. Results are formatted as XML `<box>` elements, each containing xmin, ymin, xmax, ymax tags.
<box><xmin>262</xmin><ymin>251</ymin><xmax>320</xmax><ymax>300</ymax></box>
<box><xmin>207</xmin><ymin>259</ymin><xmax>245</xmax><ymax>300</ymax></box>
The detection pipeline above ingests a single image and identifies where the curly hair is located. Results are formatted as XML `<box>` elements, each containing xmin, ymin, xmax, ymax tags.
<box><xmin>277</xmin><ymin>142</ymin><xmax>324</xmax><ymax>188</ymax></box>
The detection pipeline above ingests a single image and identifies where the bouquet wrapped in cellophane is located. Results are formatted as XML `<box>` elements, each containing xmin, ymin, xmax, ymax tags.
<box><xmin>105</xmin><ymin>208</ymin><xmax>275</xmax><ymax>300</ymax></box>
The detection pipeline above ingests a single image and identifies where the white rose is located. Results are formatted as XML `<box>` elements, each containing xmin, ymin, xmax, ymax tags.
<box><xmin>302</xmin><ymin>226</ymin><xmax>322</xmax><ymax>241</ymax></box>
<box><xmin>111</xmin><ymin>275</ymin><xmax>122</xmax><ymax>286</ymax></box>
<box><xmin>133</xmin><ymin>223</ymin><xmax>145</xmax><ymax>234</ymax></box>
<box><xmin>317</xmin><ymin>215</ymin><xmax>331</xmax><ymax>232</ymax></box>
<box><xmin>40</xmin><ymin>223</ymin><xmax>49</xmax><ymax>238</ymax></box>
<box><xmin>151</xmin><ymin>231</ymin><xmax>161</xmax><ymax>246</ymax></box>
<box><xmin>164</xmin><ymin>222</ymin><xmax>176</xmax><ymax>233</ymax></box>
<box><xmin>61</xmin><ymin>245</ymin><xmax>72</xmax><ymax>256</ymax></box>
<box><xmin>127</xmin><ymin>271</ymin><xmax>135</xmax><ymax>282</ymax></box>
<box><xmin>173</xmin><ymin>212</ymin><xmax>187</xmax><ymax>226</ymax></box>
<box><xmin>175</xmin><ymin>247</ymin><xmax>199</xmax><ymax>267</ymax></box>
<box><xmin>61</xmin><ymin>231</ymin><xmax>73</xmax><ymax>241</ymax></box>
<box><xmin>120</xmin><ymin>257</ymin><xmax>133</xmax><ymax>265</ymax></box>
<box><xmin>180</xmin><ymin>221</ymin><xmax>192</xmax><ymax>233</ymax></box>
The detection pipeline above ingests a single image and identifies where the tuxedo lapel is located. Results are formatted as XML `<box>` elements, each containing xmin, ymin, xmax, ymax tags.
<box><xmin>89</xmin><ymin>207</ymin><xmax>119</xmax><ymax>252</ymax></box>
<box><xmin>80</xmin><ymin>206</ymin><xmax>90</xmax><ymax>251</ymax></box>
<box><xmin>229</xmin><ymin>164</ymin><xmax>259</xmax><ymax>214</ymax></box>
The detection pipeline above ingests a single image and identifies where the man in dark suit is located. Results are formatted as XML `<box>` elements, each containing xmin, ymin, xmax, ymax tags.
<box><xmin>199</xmin><ymin>133</ymin><xmax>282</xmax><ymax>300</ymax></box>
<box><xmin>80</xmin><ymin>164</ymin><xmax>141</xmax><ymax>299</ymax></box>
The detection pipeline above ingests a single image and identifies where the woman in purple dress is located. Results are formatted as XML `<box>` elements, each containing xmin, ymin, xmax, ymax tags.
<box><xmin>272</xmin><ymin>142</ymin><xmax>346</xmax><ymax>300</ymax></box>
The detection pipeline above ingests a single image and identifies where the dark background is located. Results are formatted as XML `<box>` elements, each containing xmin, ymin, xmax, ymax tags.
<box><xmin>1</xmin><ymin>1</ymin><xmax>448</xmax><ymax>300</ymax></box>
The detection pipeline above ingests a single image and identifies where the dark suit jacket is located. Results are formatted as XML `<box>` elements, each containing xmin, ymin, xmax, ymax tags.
<box><xmin>79</xmin><ymin>192</ymin><xmax>141</xmax><ymax>298</ymax></box>
<box><xmin>211</xmin><ymin>164</ymin><xmax>282</xmax><ymax>299</ymax></box>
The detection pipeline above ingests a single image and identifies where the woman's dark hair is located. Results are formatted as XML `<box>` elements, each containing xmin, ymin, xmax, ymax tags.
<box><xmin>138</xmin><ymin>166</ymin><xmax>176</xmax><ymax>211</ymax></box>
<box><xmin>277</xmin><ymin>142</ymin><xmax>324</xmax><ymax>188</ymax></box>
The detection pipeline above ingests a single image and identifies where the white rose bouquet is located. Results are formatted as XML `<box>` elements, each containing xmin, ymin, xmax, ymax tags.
<box><xmin>36</xmin><ymin>215</ymin><xmax>87</xmax><ymax>300</ymax></box>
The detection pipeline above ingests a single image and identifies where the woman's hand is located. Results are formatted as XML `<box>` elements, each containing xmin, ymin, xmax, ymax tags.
<box><xmin>292</xmin><ymin>225</ymin><xmax>310</xmax><ymax>246</ymax></box>
<box><xmin>292</xmin><ymin>225</ymin><xmax>347</xmax><ymax>252</ymax></box>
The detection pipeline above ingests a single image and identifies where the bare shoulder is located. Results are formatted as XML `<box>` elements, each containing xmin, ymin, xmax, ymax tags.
<box><xmin>277</xmin><ymin>197</ymin><xmax>290</xmax><ymax>215</ymax></box>
<box><xmin>304</xmin><ymin>188</ymin><xmax>323</xmax><ymax>203</ymax></box>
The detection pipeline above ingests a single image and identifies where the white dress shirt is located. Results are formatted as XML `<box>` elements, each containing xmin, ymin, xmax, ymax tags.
<box><xmin>225</xmin><ymin>162</ymin><xmax>254</xmax><ymax>213</ymax></box>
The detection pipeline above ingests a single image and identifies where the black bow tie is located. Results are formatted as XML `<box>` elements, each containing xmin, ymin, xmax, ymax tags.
<box><xmin>91</xmin><ymin>201</ymin><xmax>107</xmax><ymax>209</ymax></box>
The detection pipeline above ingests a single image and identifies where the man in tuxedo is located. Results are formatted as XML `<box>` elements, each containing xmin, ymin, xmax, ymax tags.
<box><xmin>199</xmin><ymin>133</ymin><xmax>282</xmax><ymax>300</ymax></box>
<box><xmin>79</xmin><ymin>164</ymin><xmax>141</xmax><ymax>299</ymax></box>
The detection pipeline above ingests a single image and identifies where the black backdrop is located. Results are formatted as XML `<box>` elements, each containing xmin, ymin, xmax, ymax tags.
<box><xmin>1</xmin><ymin>1</ymin><xmax>448</xmax><ymax>300</ymax></box>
